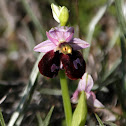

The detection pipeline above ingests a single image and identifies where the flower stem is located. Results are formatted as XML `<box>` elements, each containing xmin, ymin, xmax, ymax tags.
<box><xmin>59</xmin><ymin>70</ymin><xmax>72</xmax><ymax>126</ymax></box>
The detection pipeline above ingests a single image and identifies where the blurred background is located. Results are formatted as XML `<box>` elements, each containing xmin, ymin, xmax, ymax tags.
<box><xmin>0</xmin><ymin>0</ymin><xmax>126</xmax><ymax>126</ymax></box>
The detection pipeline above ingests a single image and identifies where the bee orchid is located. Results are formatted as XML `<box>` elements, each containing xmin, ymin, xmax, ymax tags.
<box><xmin>34</xmin><ymin>26</ymin><xmax>90</xmax><ymax>80</ymax></box>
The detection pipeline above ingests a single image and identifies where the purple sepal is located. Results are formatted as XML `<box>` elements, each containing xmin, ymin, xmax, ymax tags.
<box><xmin>34</xmin><ymin>40</ymin><xmax>56</xmax><ymax>53</ymax></box>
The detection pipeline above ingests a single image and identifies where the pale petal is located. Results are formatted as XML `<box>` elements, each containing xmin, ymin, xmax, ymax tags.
<box><xmin>71</xmin><ymin>90</ymin><xmax>79</xmax><ymax>104</ymax></box>
<box><xmin>48</xmin><ymin>30</ymin><xmax>65</xmax><ymax>43</ymax></box>
<box><xmin>50</xmin><ymin>26</ymin><xmax>73</xmax><ymax>32</ymax></box>
<box><xmin>65</xmin><ymin>27</ymin><xmax>74</xmax><ymax>42</ymax></box>
<box><xmin>77</xmin><ymin>73</ymin><xmax>94</xmax><ymax>93</ymax></box>
<box><xmin>66</xmin><ymin>33</ymin><xmax>74</xmax><ymax>42</ymax></box>
<box><xmin>66</xmin><ymin>27</ymin><xmax>74</xmax><ymax>33</ymax></box>
<box><xmin>46</xmin><ymin>32</ymin><xmax>59</xmax><ymax>45</ymax></box>
<box><xmin>93</xmin><ymin>99</ymin><xmax>104</xmax><ymax>108</ymax></box>
<box><xmin>87</xmin><ymin>92</ymin><xmax>104</xmax><ymax>109</ymax></box>
<box><xmin>69</xmin><ymin>38</ymin><xmax>90</xmax><ymax>50</ymax></box>
<box><xmin>84</xmin><ymin>74</ymin><xmax>94</xmax><ymax>93</ymax></box>
<box><xmin>34</xmin><ymin>40</ymin><xmax>56</xmax><ymax>53</ymax></box>
<box><xmin>48</xmin><ymin>27</ymin><xmax>74</xmax><ymax>42</ymax></box>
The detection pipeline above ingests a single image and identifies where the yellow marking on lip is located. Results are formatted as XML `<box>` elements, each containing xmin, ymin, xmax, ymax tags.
<box><xmin>60</xmin><ymin>44</ymin><xmax>72</xmax><ymax>54</ymax></box>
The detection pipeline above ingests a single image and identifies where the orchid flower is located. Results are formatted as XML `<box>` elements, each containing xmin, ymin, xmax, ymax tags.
<box><xmin>71</xmin><ymin>73</ymin><xmax>104</xmax><ymax>108</ymax></box>
<box><xmin>34</xmin><ymin>26</ymin><xmax>90</xmax><ymax>80</ymax></box>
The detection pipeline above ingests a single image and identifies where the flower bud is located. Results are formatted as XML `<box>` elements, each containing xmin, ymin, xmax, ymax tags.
<box><xmin>59</xmin><ymin>6</ymin><xmax>69</xmax><ymax>26</ymax></box>
<box><xmin>51</xmin><ymin>3</ymin><xmax>69</xmax><ymax>26</ymax></box>
<box><xmin>51</xmin><ymin>3</ymin><xmax>60</xmax><ymax>23</ymax></box>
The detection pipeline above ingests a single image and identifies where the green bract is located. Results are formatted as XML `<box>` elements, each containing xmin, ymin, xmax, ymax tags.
<box><xmin>71</xmin><ymin>91</ymin><xmax>87</xmax><ymax>126</ymax></box>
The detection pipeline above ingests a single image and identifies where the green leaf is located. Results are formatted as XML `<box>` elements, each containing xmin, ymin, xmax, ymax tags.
<box><xmin>84</xmin><ymin>0</ymin><xmax>114</xmax><ymax>60</ymax></box>
<box><xmin>39</xmin><ymin>88</ymin><xmax>62</xmax><ymax>96</ymax></box>
<box><xmin>43</xmin><ymin>106</ymin><xmax>54</xmax><ymax>126</ymax></box>
<box><xmin>95</xmin><ymin>113</ymin><xmax>104</xmax><ymax>126</ymax></box>
<box><xmin>8</xmin><ymin>53</ymin><xmax>44</xmax><ymax>126</ymax></box>
<box><xmin>102</xmin><ymin>58</ymin><xmax>121</xmax><ymax>82</ymax></box>
<box><xmin>21</xmin><ymin>0</ymin><xmax>46</xmax><ymax>38</ymax></box>
<box><xmin>36</xmin><ymin>112</ymin><xmax>44</xmax><ymax>126</ymax></box>
<box><xmin>115</xmin><ymin>0</ymin><xmax>126</xmax><ymax>37</ymax></box>
<box><xmin>0</xmin><ymin>108</ymin><xmax>6</xmax><ymax>126</ymax></box>
<box><xmin>71</xmin><ymin>91</ymin><xmax>87</xmax><ymax>126</ymax></box>
<box><xmin>104</xmin><ymin>121</ymin><xmax>117</xmax><ymax>126</ymax></box>
<box><xmin>36</xmin><ymin>106</ymin><xmax>54</xmax><ymax>126</ymax></box>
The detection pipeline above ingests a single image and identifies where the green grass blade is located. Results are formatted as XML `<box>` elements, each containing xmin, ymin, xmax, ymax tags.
<box><xmin>96</xmin><ymin>58</ymin><xmax>121</xmax><ymax>91</ymax></box>
<box><xmin>95</xmin><ymin>113</ymin><xmax>104</xmax><ymax>126</ymax></box>
<box><xmin>0</xmin><ymin>109</ymin><xmax>6</xmax><ymax>126</ymax></box>
<box><xmin>8</xmin><ymin>53</ymin><xmax>44</xmax><ymax>126</ymax></box>
<box><xmin>39</xmin><ymin>88</ymin><xmax>62</xmax><ymax>96</ymax></box>
<box><xmin>22</xmin><ymin>22</ymin><xmax>36</xmax><ymax>53</ymax></box>
<box><xmin>36</xmin><ymin>112</ymin><xmax>44</xmax><ymax>126</ymax></box>
<box><xmin>102</xmin><ymin>58</ymin><xmax>121</xmax><ymax>82</ymax></box>
<box><xmin>84</xmin><ymin>0</ymin><xmax>114</xmax><ymax>60</ymax></box>
<box><xmin>120</xmin><ymin>35</ymin><xmax>126</xmax><ymax>90</ymax></box>
<box><xmin>119</xmin><ymin>35</ymin><xmax>126</xmax><ymax>115</ymax></box>
<box><xmin>21</xmin><ymin>0</ymin><xmax>46</xmax><ymax>39</ymax></box>
<box><xmin>115</xmin><ymin>0</ymin><xmax>126</xmax><ymax>37</ymax></box>
<box><xmin>43</xmin><ymin>106</ymin><xmax>54</xmax><ymax>126</ymax></box>
<box><xmin>104</xmin><ymin>121</ymin><xmax>117</xmax><ymax>126</ymax></box>
<box><xmin>106</xmin><ymin>28</ymin><xmax>120</xmax><ymax>52</ymax></box>
<box><xmin>115</xmin><ymin>0</ymin><xmax>126</xmax><ymax>114</ymax></box>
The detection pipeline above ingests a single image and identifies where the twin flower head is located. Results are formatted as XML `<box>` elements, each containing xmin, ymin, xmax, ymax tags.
<box><xmin>34</xmin><ymin>26</ymin><xmax>103</xmax><ymax>108</ymax></box>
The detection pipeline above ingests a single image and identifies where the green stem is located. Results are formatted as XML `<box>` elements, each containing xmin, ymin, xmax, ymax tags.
<box><xmin>59</xmin><ymin>70</ymin><xmax>72</xmax><ymax>126</ymax></box>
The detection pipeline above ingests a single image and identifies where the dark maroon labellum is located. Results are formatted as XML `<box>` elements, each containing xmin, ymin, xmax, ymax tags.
<box><xmin>38</xmin><ymin>50</ymin><xmax>60</xmax><ymax>78</ymax></box>
<box><xmin>38</xmin><ymin>50</ymin><xmax>86</xmax><ymax>80</ymax></box>
<box><xmin>60</xmin><ymin>50</ymin><xmax>86</xmax><ymax>80</ymax></box>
